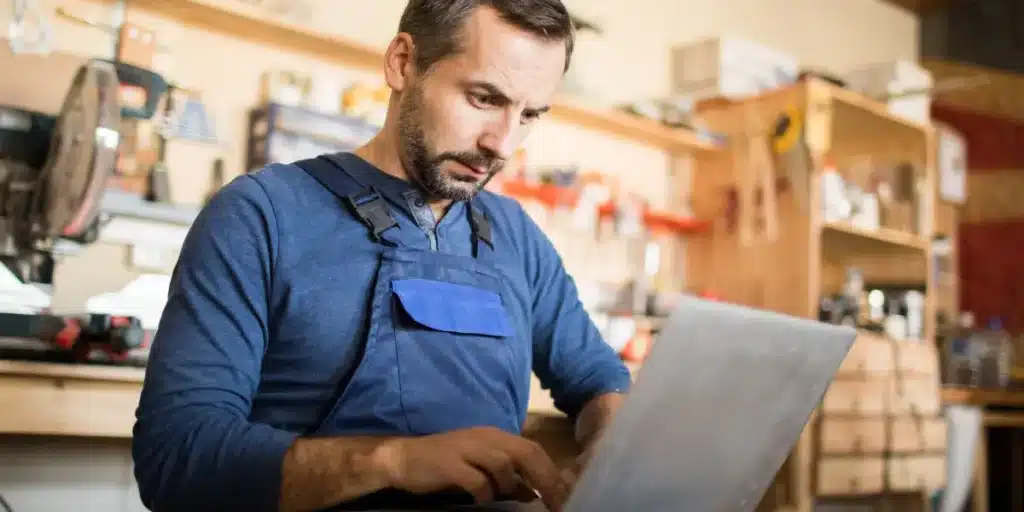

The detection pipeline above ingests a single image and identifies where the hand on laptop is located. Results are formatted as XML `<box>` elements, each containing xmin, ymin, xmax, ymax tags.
<box><xmin>378</xmin><ymin>426</ymin><xmax>571</xmax><ymax>511</ymax></box>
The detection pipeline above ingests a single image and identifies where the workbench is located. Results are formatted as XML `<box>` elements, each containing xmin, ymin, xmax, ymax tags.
<box><xmin>940</xmin><ymin>386</ymin><xmax>1024</xmax><ymax>512</ymax></box>
<box><xmin>0</xmin><ymin>359</ymin><xmax>589</xmax><ymax>469</ymax></box>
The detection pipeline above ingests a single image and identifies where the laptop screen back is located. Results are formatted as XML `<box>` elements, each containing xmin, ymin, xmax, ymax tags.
<box><xmin>565</xmin><ymin>297</ymin><xmax>855</xmax><ymax>512</ymax></box>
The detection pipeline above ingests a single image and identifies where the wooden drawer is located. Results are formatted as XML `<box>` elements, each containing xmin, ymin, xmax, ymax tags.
<box><xmin>894</xmin><ymin>341</ymin><xmax>940</xmax><ymax>377</ymax></box>
<box><xmin>0</xmin><ymin>372</ymin><xmax>141</xmax><ymax>438</ymax></box>
<box><xmin>819</xmin><ymin>417</ymin><xmax>886</xmax><ymax>454</ymax></box>
<box><xmin>889</xmin><ymin>377</ymin><xmax>942</xmax><ymax>416</ymax></box>
<box><xmin>817</xmin><ymin>457</ymin><xmax>885</xmax><ymax>496</ymax></box>
<box><xmin>890</xmin><ymin>418</ymin><xmax>948</xmax><ymax>453</ymax></box>
<box><xmin>822</xmin><ymin>379</ymin><xmax>888</xmax><ymax>415</ymax></box>
<box><xmin>888</xmin><ymin>455</ymin><xmax>946</xmax><ymax>492</ymax></box>
<box><xmin>837</xmin><ymin>333</ymin><xmax>894</xmax><ymax>377</ymax></box>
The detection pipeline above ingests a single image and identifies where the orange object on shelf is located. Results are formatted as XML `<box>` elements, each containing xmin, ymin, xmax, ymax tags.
<box><xmin>499</xmin><ymin>180</ymin><xmax>580</xmax><ymax>208</ymax></box>
<box><xmin>499</xmin><ymin>178</ymin><xmax>710</xmax><ymax>235</ymax></box>
<box><xmin>644</xmin><ymin>210</ymin><xmax>710</xmax><ymax>233</ymax></box>
<box><xmin>621</xmin><ymin>330</ymin><xmax>653</xmax><ymax>363</ymax></box>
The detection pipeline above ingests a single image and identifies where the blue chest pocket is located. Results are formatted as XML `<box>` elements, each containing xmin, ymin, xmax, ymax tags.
<box><xmin>390</xmin><ymin>278</ymin><xmax>520</xmax><ymax>433</ymax></box>
<box><xmin>393</xmin><ymin>279</ymin><xmax>514</xmax><ymax>337</ymax></box>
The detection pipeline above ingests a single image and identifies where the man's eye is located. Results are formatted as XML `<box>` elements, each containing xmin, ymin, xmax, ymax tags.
<box><xmin>521</xmin><ymin>111</ymin><xmax>540</xmax><ymax>124</ymax></box>
<box><xmin>470</xmin><ymin>93</ymin><xmax>497</xmax><ymax>107</ymax></box>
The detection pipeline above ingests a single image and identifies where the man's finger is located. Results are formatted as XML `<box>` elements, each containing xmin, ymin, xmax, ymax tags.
<box><xmin>503</xmin><ymin>439</ymin><xmax>569</xmax><ymax>512</ymax></box>
<box><xmin>509</xmin><ymin>481</ymin><xmax>541</xmax><ymax>503</ymax></box>
<box><xmin>464</xmin><ymin>447</ymin><xmax>521</xmax><ymax>497</ymax></box>
<box><xmin>446</xmin><ymin>462</ymin><xmax>495</xmax><ymax>504</ymax></box>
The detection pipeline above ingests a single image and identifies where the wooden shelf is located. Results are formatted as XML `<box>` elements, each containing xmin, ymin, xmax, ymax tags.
<box><xmin>549</xmin><ymin>97</ymin><xmax>720</xmax><ymax>153</ymax></box>
<box><xmin>941</xmin><ymin>386</ymin><xmax>1024</xmax><ymax>408</ymax></box>
<box><xmin>112</xmin><ymin>0</ymin><xmax>717</xmax><ymax>155</ymax></box>
<box><xmin>825</xmin><ymin>79</ymin><xmax>934</xmax><ymax>144</ymax></box>
<box><xmin>696</xmin><ymin>78</ymin><xmax>931</xmax><ymax>163</ymax></box>
<box><xmin>0</xmin><ymin>359</ymin><xmax>572</xmax><ymax>438</ymax></box>
<box><xmin>0</xmin><ymin>359</ymin><xmax>144</xmax><ymax>383</ymax></box>
<box><xmin>821</xmin><ymin>222</ymin><xmax>930</xmax><ymax>253</ymax></box>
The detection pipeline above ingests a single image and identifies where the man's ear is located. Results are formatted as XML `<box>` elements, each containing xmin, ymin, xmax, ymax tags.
<box><xmin>384</xmin><ymin>33</ymin><xmax>415</xmax><ymax>93</ymax></box>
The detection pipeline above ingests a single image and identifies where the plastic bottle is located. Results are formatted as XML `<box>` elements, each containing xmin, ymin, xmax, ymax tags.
<box><xmin>985</xmin><ymin>317</ymin><xmax>1014</xmax><ymax>389</ymax></box>
<box><xmin>945</xmin><ymin>312</ymin><xmax>976</xmax><ymax>387</ymax></box>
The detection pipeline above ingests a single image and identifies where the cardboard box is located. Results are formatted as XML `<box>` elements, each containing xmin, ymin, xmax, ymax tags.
<box><xmin>843</xmin><ymin>60</ymin><xmax>934</xmax><ymax>124</ymax></box>
<box><xmin>671</xmin><ymin>35</ymin><xmax>800</xmax><ymax>99</ymax></box>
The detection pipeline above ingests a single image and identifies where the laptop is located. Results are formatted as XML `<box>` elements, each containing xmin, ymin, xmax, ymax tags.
<box><xmin>561</xmin><ymin>295</ymin><xmax>856</xmax><ymax>512</ymax></box>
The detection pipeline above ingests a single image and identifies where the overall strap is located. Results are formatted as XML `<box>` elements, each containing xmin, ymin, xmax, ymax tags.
<box><xmin>295</xmin><ymin>154</ymin><xmax>400</xmax><ymax>244</ymax></box>
<box><xmin>467</xmin><ymin>201</ymin><xmax>493</xmax><ymax>258</ymax></box>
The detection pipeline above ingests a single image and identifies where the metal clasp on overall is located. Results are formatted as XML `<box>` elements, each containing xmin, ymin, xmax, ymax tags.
<box><xmin>345</xmin><ymin>188</ymin><xmax>398</xmax><ymax>243</ymax></box>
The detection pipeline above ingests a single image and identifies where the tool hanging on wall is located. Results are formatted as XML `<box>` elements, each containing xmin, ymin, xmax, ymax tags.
<box><xmin>732</xmin><ymin>104</ymin><xmax>779</xmax><ymax>246</ymax></box>
<box><xmin>57</xmin><ymin>5</ymin><xmax>224</xmax><ymax>203</ymax></box>
<box><xmin>146</xmin><ymin>84</ymin><xmax>220</xmax><ymax>203</ymax></box>
<box><xmin>770</xmin><ymin>104</ymin><xmax>811</xmax><ymax>214</ymax></box>
<box><xmin>8</xmin><ymin>0</ymin><xmax>52</xmax><ymax>54</ymax></box>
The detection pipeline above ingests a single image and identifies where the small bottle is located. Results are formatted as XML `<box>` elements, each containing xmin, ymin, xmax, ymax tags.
<box><xmin>945</xmin><ymin>312</ymin><xmax>976</xmax><ymax>387</ymax></box>
<box><xmin>987</xmin><ymin>317</ymin><xmax>1014</xmax><ymax>389</ymax></box>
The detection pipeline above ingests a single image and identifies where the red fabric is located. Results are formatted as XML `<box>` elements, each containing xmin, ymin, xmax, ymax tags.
<box><xmin>932</xmin><ymin>105</ymin><xmax>1024</xmax><ymax>172</ymax></box>
<box><xmin>959</xmin><ymin>220</ymin><xmax>1024</xmax><ymax>334</ymax></box>
<box><xmin>933</xmin><ymin>104</ymin><xmax>1024</xmax><ymax>334</ymax></box>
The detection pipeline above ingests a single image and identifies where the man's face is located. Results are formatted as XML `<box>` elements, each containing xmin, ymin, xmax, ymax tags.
<box><xmin>396</xmin><ymin>7</ymin><xmax>567</xmax><ymax>202</ymax></box>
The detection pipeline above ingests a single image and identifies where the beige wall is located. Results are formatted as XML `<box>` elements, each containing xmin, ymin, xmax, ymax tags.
<box><xmin>0</xmin><ymin>1</ymin><xmax>916</xmax><ymax>510</ymax></box>
<box><xmin>0</xmin><ymin>0</ymin><xmax>918</xmax><ymax>310</ymax></box>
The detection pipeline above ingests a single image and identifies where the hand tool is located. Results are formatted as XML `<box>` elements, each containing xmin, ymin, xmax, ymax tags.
<box><xmin>734</xmin><ymin>104</ymin><xmax>779</xmax><ymax>245</ymax></box>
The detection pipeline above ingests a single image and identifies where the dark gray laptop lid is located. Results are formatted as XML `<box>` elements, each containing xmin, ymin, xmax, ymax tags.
<box><xmin>565</xmin><ymin>296</ymin><xmax>856</xmax><ymax>512</ymax></box>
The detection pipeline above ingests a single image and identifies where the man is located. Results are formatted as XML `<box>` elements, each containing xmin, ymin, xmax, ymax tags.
<box><xmin>132</xmin><ymin>1</ymin><xmax>631</xmax><ymax>511</ymax></box>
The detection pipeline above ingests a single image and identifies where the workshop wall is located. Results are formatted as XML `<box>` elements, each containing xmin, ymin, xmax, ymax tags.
<box><xmin>0</xmin><ymin>1</ymin><xmax>918</xmax><ymax>511</ymax></box>
<box><xmin>0</xmin><ymin>0</ymin><xmax>918</xmax><ymax>314</ymax></box>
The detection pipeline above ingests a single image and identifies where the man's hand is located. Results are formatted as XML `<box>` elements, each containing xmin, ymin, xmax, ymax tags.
<box><xmin>564</xmin><ymin>392</ymin><xmax>625</xmax><ymax>481</ymax></box>
<box><xmin>377</xmin><ymin>426</ymin><xmax>572</xmax><ymax>511</ymax></box>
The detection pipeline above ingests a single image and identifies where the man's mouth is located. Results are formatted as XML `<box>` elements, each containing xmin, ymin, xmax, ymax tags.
<box><xmin>452</xmin><ymin>159</ymin><xmax>490</xmax><ymax>178</ymax></box>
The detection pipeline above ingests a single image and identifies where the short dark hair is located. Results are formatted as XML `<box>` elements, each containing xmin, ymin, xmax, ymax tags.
<box><xmin>397</xmin><ymin>0</ymin><xmax>575</xmax><ymax>74</ymax></box>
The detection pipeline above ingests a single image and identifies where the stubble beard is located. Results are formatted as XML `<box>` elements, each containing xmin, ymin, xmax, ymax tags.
<box><xmin>397</xmin><ymin>83</ymin><xmax>503</xmax><ymax>202</ymax></box>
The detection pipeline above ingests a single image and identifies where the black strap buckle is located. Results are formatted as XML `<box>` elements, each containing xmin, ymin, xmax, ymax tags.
<box><xmin>345</xmin><ymin>188</ymin><xmax>398</xmax><ymax>242</ymax></box>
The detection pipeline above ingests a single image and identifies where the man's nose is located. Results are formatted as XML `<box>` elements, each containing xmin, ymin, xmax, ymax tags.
<box><xmin>478</xmin><ymin>115</ymin><xmax>519</xmax><ymax>161</ymax></box>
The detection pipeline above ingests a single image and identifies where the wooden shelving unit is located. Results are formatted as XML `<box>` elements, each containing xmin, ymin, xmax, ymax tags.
<box><xmin>688</xmin><ymin>77</ymin><xmax>942</xmax><ymax>512</ymax></box>
<box><xmin>98</xmin><ymin>0</ymin><xmax>718</xmax><ymax>156</ymax></box>
<box><xmin>821</xmin><ymin>222</ymin><xmax>930</xmax><ymax>253</ymax></box>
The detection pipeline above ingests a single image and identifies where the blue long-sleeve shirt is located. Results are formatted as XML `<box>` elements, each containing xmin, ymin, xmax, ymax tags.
<box><xmin>132</xmin><ymin>153</ymin><xmax>631</xmax><ymax>511</ymax></box>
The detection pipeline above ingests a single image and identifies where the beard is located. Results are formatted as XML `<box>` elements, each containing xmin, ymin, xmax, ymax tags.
<box><xmin>397</xmin><ymin>83</ymin><xmax>504</xmax><ymax>202</ymax></box>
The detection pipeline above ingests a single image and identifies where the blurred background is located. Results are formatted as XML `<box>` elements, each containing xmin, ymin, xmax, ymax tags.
<box><xmin>0</xmin><ymin>0</ymin><xmax>1021</xmax><ymax>510</ymax></box>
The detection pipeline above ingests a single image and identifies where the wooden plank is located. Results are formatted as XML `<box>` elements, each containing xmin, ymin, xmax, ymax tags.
<box><xmin>964</xmin><ymin>169</ymin><xmax>1024</xmax><ymax>223</ymax></box>
<box><xmin>0</xmin><ymin>360</ymin><xmax>145</xmax><ymax>383</ymax></box>
<box><xmin>0</xmin><ymin>360</ymin><xmax>588</xmax><ymax>438</ymax></box>
<box><xmin>924</xmin><ymin>59</ymin><xmax>1024</xmax><ymax>124</ymax></box>
<box><xmin>821</xmin><ymin>222</ymin><xmax>930</xmax><ymax>253</ymax></box>
<box><xmin>941</xmin><ymin>387</ymin><xmax>1024</xmax><ymax>407</ymax></box>
<box><xmin>0</xmin><ymin>372</ymin><xmax>141</xmax><ymax>438</ymax></box>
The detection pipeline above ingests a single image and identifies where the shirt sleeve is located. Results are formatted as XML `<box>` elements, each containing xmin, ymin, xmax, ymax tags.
<box><xmin>132</xmin><ymin>174</ymin><xmax>298</xmax><ymax>512</ymax></box>
<box><xmin>518</xmin><ymin>206</ymin><xmax>632</xmax><ymax>419</ymax></box>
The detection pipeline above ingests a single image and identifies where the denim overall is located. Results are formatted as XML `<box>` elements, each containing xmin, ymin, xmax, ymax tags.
<box><xmin>295</xmin><ymin>154</ymin><xmax>531</xmax><ymax>509</ymax></box>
